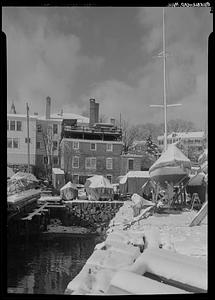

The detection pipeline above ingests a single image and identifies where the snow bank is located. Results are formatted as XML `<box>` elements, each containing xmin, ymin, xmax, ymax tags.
<box><xmin>129</xmin><ymin>248</ymin><xmax>207</xmax><ymax>291</ymax></box>
<box><xmin>107</xmin><ymin>271</ymin><xmax>189</xmax><ymax>294</ymax></box>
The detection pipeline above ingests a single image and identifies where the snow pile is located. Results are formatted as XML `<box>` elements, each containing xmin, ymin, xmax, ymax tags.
<box><xmin>107</xmin><ymin>270</ymin><xmax>189</xmax><ymax>294</ymax></box>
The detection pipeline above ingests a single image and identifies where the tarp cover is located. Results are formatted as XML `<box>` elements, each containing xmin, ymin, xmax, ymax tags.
<box><xmin>149</xmin><ymin>144</ymin><xmax>191</xmax><ymax>173</ymax></box>
<box><xmin>60</xmin><ymin>181</ymin><xmax>78</xmax><ymax>200</ymax></box>
<box><xmin>7</xmin><ymin>172</ymin><xmax>39</xmax><ymax>195</ymax></box>
<box><xmin>10</xmin><ymin>171</ymin><xmax>38</xmax><ymax>182</ymax></box>
<box><xmin>7</xmin><ymin>167</ymin><xmax>14</xmax><ymax>179</ymax></box>
<box><xmin>84</xmin><ymin>175</ymin><xmax>113</xmax><ymax>201</ymax></box>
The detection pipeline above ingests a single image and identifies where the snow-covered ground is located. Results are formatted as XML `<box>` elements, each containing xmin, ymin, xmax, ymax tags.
<box><xmin>65</xmin><ymin>200</ymin><xmax>207</xmax><ymax>295</ymax></box>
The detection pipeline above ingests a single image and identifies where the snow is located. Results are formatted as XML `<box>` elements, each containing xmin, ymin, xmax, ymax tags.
<box><xmin>66</xmin><ymin>197</ymin><xmax>207</xmax><ymax>295</ymax></box>
<box><xmin>52</xmin><ymin>168</ymin><xmax>64</xmax><ymax>175</ymax></box>
<box><xmin>108</xmin><ymin>271</ymin><xmax>189</xmax><ymax>294</ymax></box>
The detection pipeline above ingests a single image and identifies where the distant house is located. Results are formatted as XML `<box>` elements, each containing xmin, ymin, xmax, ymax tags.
<box><xmin>157</xmin><ymin>131</ymin><xmax>206</xmax><ymax>150</ymax></box>
<box><xmin>157</xmin><ymin>131</ymin><xmax>206</xmax><ymax>162</ymax></box>
<box><xmin>120</xmin><ymin>153</ymin><xmax>142</xmax><ymax>175</ymax></box>
<box><xmin>35</xmin><ymin>96</ymin><xmax>89</xmax><ymax>177</ymax></box>
<box><xmin>7</xmin><ymin>103</ymin><xmax>37</xmax><ymax>173</ymax></box>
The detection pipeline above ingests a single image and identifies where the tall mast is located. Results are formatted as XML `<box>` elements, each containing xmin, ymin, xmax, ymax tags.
<box><xmin>163</xmin><ymin>7</ymin><xmax>168</xmax><ymax>151</ymax></box>
<box><xmin>150</xmin><ymin>8</ymin><xmax>182</xmax><ymax>152</ymax></box>
<box><xmin>26</xmin><ymin>102</ymin><xmax>30</xmax><ymax>173</ymax></box>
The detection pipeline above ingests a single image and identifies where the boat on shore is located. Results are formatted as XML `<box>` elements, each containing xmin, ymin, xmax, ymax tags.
<box><xmin>149</xmin><ymin>144</ymin><xmax>191</xmax><ymax>188</ymax></box>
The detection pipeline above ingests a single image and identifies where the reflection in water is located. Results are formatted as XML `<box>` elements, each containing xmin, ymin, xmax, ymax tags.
<box><xmin>7</xmin><ymin>235</ymin><xmax>103</xmax><ymax>294</ymax></box>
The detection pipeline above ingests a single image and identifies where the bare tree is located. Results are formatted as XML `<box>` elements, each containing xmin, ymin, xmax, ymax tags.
<box><xmin>41</xmin><ymin>124</ymin><xmax>54</xmax><ymax>180</ymax></box>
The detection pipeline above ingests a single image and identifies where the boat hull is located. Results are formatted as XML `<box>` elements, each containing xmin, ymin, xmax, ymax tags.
<box><xmin>149</xmin><ymin>166</ymin><xmax>189</xmax><ymax>187</ymax></box>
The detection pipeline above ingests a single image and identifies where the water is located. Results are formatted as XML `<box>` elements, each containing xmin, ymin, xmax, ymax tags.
<box><xmin>7</xmin><ymin>234</ymin><xmax>103</xmax><ymax>294</ymax></box>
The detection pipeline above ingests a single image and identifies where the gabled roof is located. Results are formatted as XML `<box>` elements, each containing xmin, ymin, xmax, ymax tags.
<box><xmin>158</xmin><ymin>131</ymin><xmax>205</xmax><ymax>140</ymax></box>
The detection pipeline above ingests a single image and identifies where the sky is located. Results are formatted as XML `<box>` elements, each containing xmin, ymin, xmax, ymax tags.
<box><xmin>3</xmin><ymin>6</ymin><xmax>212</xmax><ymax>129</ymax></box>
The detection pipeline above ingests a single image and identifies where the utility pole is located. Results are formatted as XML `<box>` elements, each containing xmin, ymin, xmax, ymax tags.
<box><xmin>26</xmin><ymin>102</ymin><xmax>30</xmax><ymax>173</ymax></box>
<box><xmin>150</xmin><ymin>8</ymin><xmax>181</xmax><ymax>152</ymax></box>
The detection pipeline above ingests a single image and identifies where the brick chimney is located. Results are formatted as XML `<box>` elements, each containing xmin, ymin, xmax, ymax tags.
<box><xmin>45</xmin><ymin>96</ymin><xmax>51</xmax><ymax>119</ymax></box>
<box><xmin>89</xmin><ymin>98</ymin><xmax>99</xmax><ymax>126</ymax></box>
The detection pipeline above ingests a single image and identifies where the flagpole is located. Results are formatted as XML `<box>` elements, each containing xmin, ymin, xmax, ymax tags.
<box><xmin>26</xmin><ymin>102</ymin><xmax>30</xmax><ymax>173</ymax></box>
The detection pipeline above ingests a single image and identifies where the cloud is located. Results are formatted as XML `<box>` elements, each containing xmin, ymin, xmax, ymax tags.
<box><xmin>3</xmin><ymin>7</ymin><xmax>104</xmax><ymax>115</ymax></box>
<box><xmin>81</xmin><ymin>7</ymin><xmax>211</xmax><ymax>128</ymax></box>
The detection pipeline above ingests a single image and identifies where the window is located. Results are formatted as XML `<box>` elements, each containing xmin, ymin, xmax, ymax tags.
<box><xmin>106</xmin><ymin>175</ymin><xmax>112</xmax><ymax>183</ymax></box>
<box><xmin>90</xmin><ymin>143</ymin><xmax>96</xmax><ymax>151</ymax></box>
<box><xmin>7</xmin><ymin>120</ymin><xmax>9</xmax><ymax>131</ymax></box>
<box><xmin>7</xmin><ymin>138</ymin><xmax>12</xmax><ymax>148</ymax></box>
<box><xmin>53</xmin><ymin>141</ymin><xmax>58</xmax><ymax>151</ymax></box>
<box><xmin>25</xmin><ymin>138</ymin><xmax>31</xmax><ymax>143</ymax></box>
<box><xmin>36</xmin><ymin>142</ymin><xmax>41</xmax><ymax>149</ymax></box>
<box><xmin>73</xmin><ymin>175</ymin><xmax>79</xmax><ymax>184</ymax></box>
<box><xmin>72</xmin><ymin>156</ymin><xmax>79</xmax><ymax>168</ymax></box>
<box><xmin>10</xmin><ymin>120</ymin><xmax>15</xmax><ymax>131</ymax></box>
<box><xmin>16</xmin><ymin>121</ymin><xmax>22</xmax><ymax>131</ymax></box>
<box><xmin>13</xmin><ymin>138</ymin><xmax>19</xmax><ymax>148</ymax></box>
<box><xmin>106</xmin><ymin>158</ymin><xmax>113</xmax><ymax>170</ymax></box>
<box><xmin>53</xmin><ymin>124</ymin><xmax>58</xmax><ymax>134</ymax></box>
<box><xmin>37</xmin><ymin>125</ymin><xmax>42</xmax><ymax>132</ymax></box>
<box><xmin>43</xmin><ymin>156</ymin><xmax>48</xmax><ymax>164</ymax></box>
<box><xmin>128</xmin><ymin>159</ymin><xmax>134</xmax><ymax>170</ymax></box>
<box><xmin>73</xmin><ymin>141</ymin><xmax>79</xmax><ymax>149</ymax></box>
<box><xmin>53</xmin><ymin>156</ymin><xmax>58</xmax><ymax>165</ymax></box>
<box><xmin>106</xmin><ymin>143</ymin><xmax>113</xmax><ymax>152</ymax></box>
<box><xmin>85</xmin><ymin>157</ymin><xmax>96</xmax><ymax>169</ymax></box>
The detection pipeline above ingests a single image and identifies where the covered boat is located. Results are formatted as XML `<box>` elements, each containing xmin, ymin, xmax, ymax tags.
<box><xmin>60</xmin><ymin>181</ymin><xmax>78</xmax><ymax>201</ymax></box>
<box><xmin>149</xmin><ymin>144</ymin><xmax>191</xmax><ymax>188</ymax></box>
<box><xmin>119</xmin><ymin>171</ymin><xmax>150</xmax><ymax>196</ymax></box>
<box><xmin>84</xmin><ymin>175</ymin><xmax>114</xmax><ymax>201</ymax></box>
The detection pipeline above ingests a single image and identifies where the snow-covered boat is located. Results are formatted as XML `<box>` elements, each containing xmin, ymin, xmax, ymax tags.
<box><xmin>149</xmin><ymin>144</ymin><xmax>191</xmax><ymax>188</ymax></box>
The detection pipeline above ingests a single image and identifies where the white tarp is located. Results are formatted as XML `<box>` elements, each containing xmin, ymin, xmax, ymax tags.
<box><xmin>84</xmin><ymin>175</ymin><xmax>114</xmax><ymax>201</ymax></box>
<box><xmin>60</xmin><ymin>181</ymin><xmax>78</xmax><ymax>200</ymax></box>
<box><xmin>149</xmin><ymin>144</ymin><xmax>191</xmax><ymax>174</ymax></box>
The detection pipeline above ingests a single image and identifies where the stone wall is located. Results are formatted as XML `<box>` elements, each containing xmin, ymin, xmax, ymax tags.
<box><xmin>65</xmin><ymin>201</ymin><xmax>124</xmax><ymax>230</ymax></box>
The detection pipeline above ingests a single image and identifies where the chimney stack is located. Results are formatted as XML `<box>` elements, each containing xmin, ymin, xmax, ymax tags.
<box><xmin>89</xmin><ymin>98</ymin><xmax>99</xmax><ymax>126</ymax></box>
<box><xmin>46</xmin><ymin>96</ymin><xmax>51</xmax><ymax>119</ymax></box>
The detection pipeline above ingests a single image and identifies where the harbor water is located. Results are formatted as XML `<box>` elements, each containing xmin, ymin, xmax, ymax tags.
<box><xmin>7</xmin><ymin>234</ymin><xmax>103</xmax><ymax>294</ymax></box>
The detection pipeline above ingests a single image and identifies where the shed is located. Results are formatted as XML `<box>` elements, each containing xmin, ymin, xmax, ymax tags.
<box><xmin>119</xmin><ymin>171</ymin><xmax>150</xmax><ymax>196</ymax></box>
<box><xmin>52</xmin><ymin>168</ymin><xmax>65</xmax><ymax>191</ymax></box>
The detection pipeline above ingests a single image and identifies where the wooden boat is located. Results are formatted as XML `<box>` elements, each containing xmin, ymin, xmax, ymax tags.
<box><xmin>149</xmin><ymin>144</ymin><xmax>191</xmax><ymax>188</ymax></box>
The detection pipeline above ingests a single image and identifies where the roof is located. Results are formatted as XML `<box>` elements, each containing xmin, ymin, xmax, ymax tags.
<box><xmin>158</xmin><ymin>131</ymin><xmax>205</xmax><ymax>140</ymax></box>
<box><xmin>7</xmin><ymin>113</ymin><xmax>38</xmax><ymax>120</ymax></box>
<box><xmin>52</xmin><ymin>168</ymin><xmax>65</xmax><ymax>175</ymax></box>
<box><xmin>126</xmin><ymin>171</ymin><xmax>150</xmax><ymax>178</ymax></box>
<box><xmin>38</xmin><ymin>113</ymin><xmax>89</xmax><ymax>123</ymax></box>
